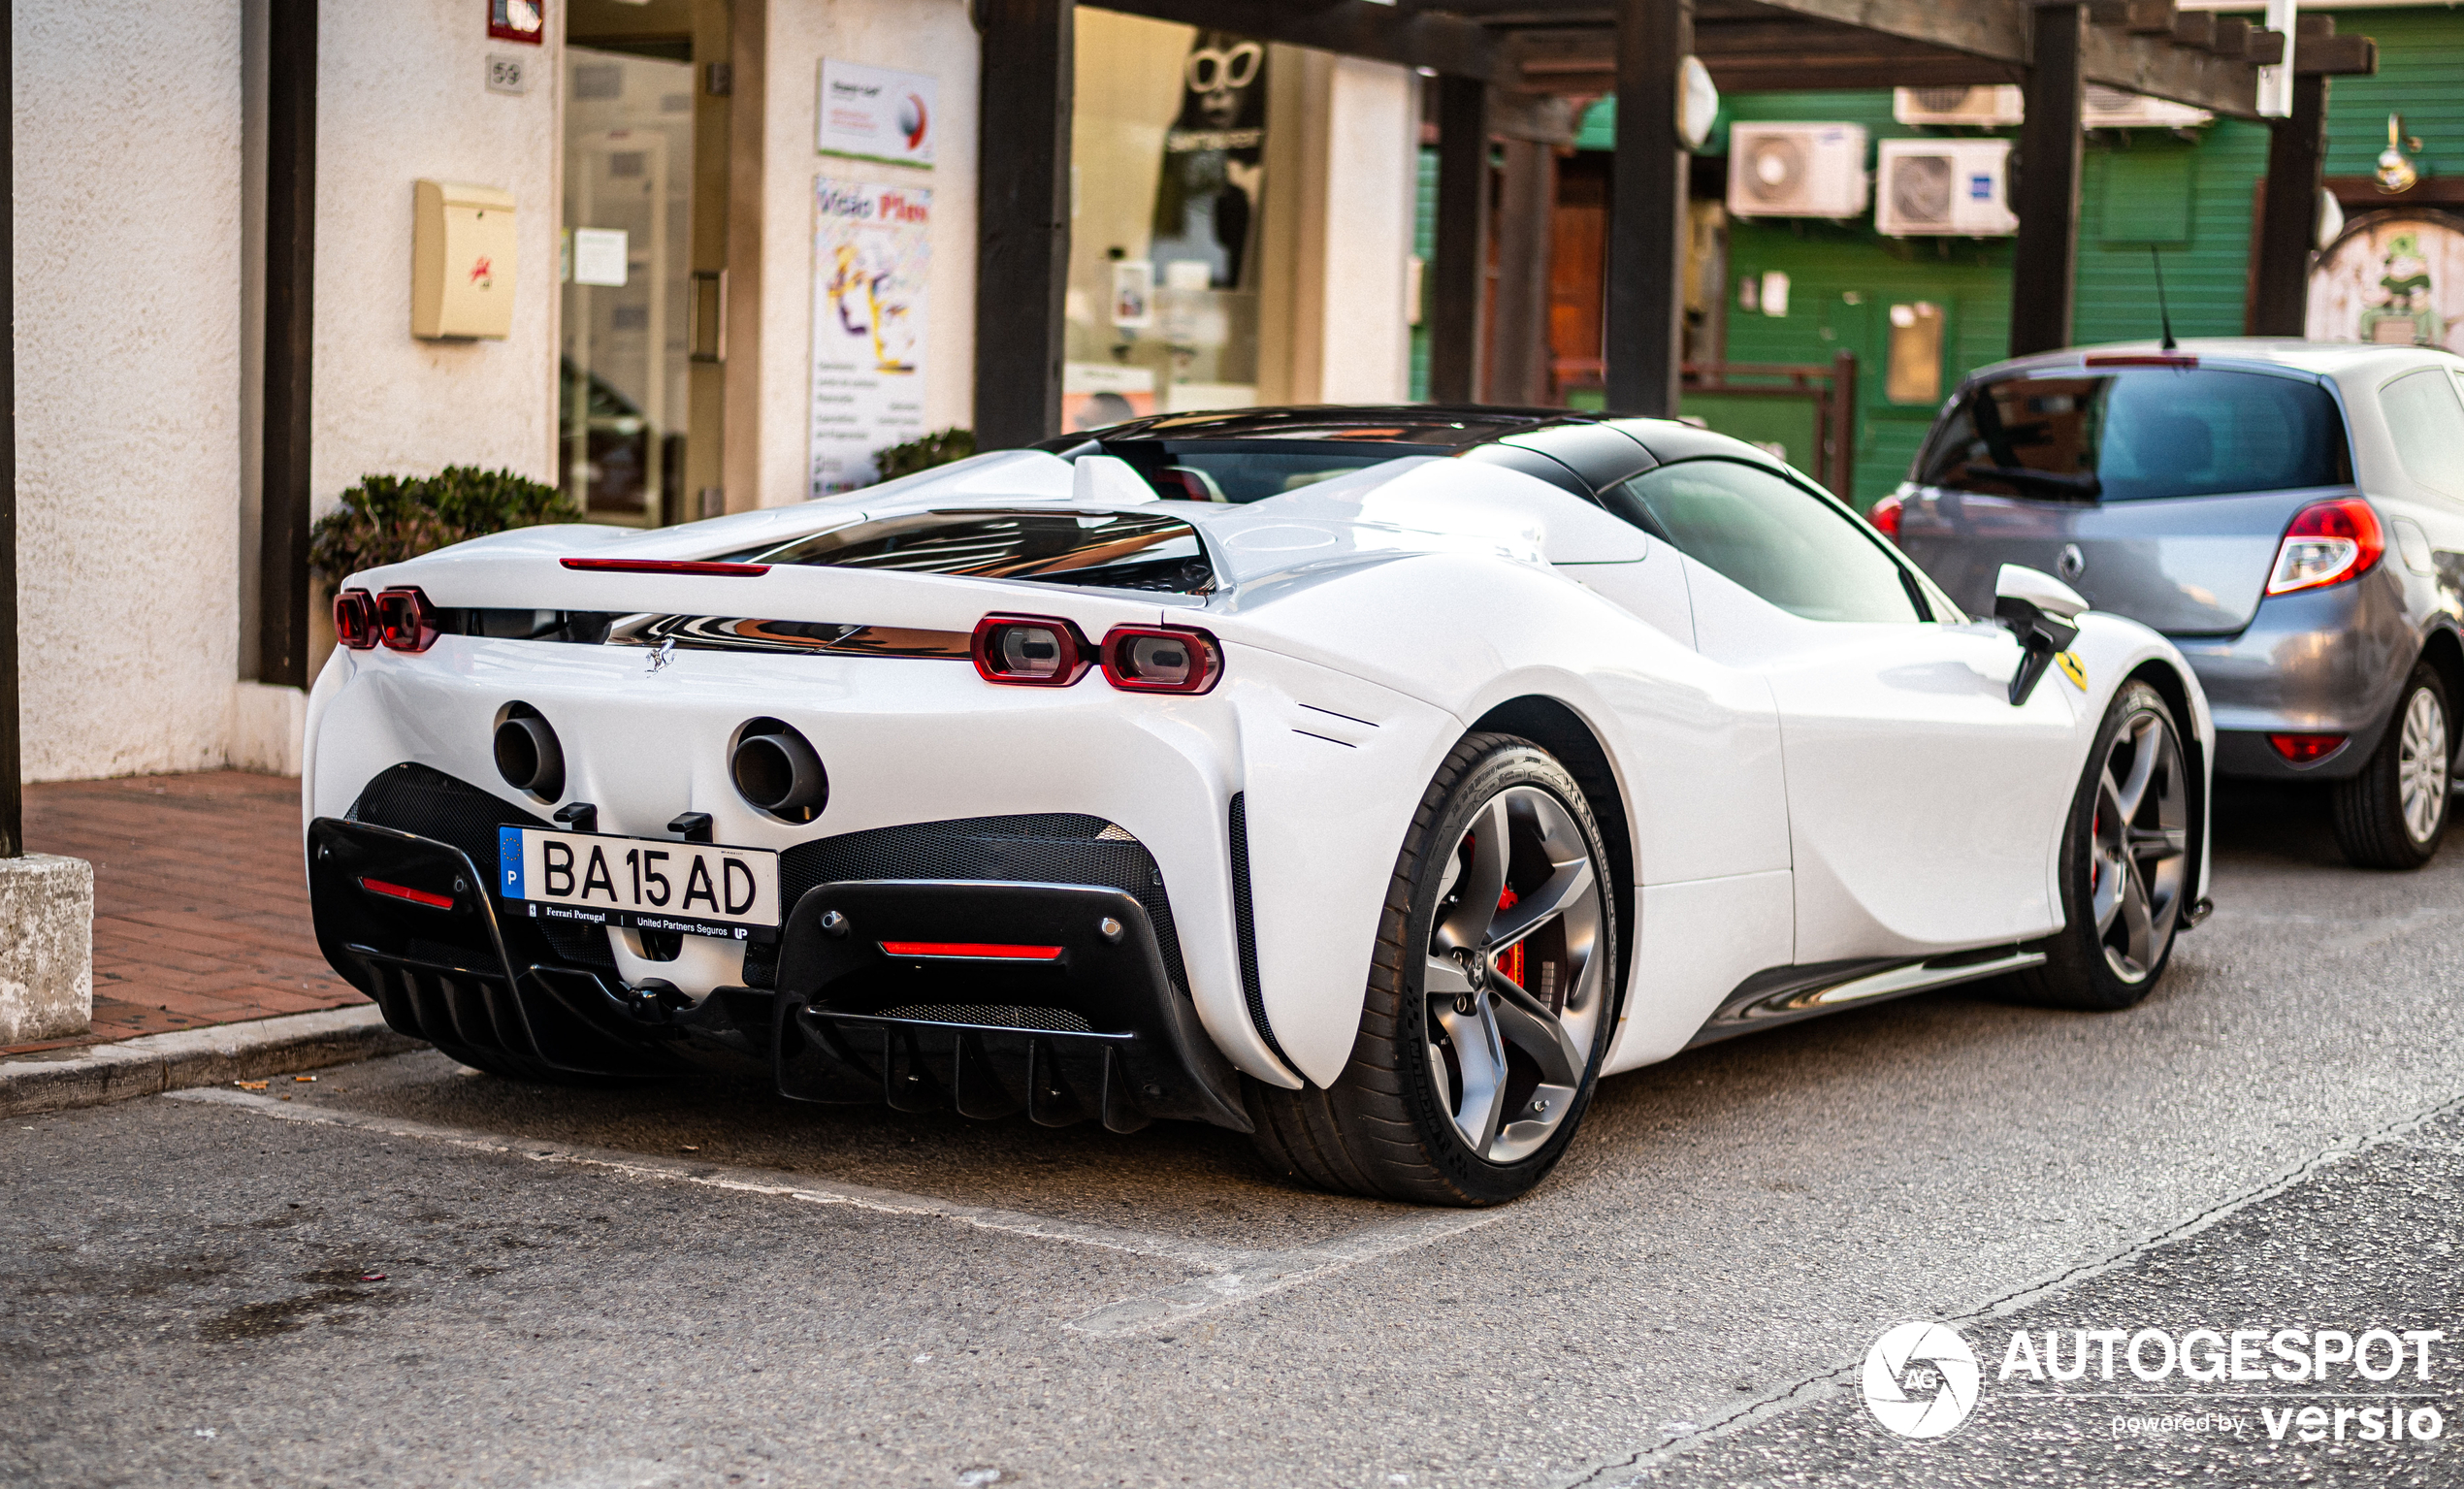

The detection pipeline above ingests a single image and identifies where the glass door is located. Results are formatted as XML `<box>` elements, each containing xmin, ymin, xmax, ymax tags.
<box><xmin>561</xmin><ymin>49</ymin><xmax>696</xmax><ymax>524</ymax></box>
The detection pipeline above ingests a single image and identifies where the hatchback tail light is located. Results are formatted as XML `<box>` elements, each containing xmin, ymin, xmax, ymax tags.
<box><xmin>1101</xmin><ymin>625</ymin><xmax>1223</xmax><ymax>695</ymax></box>
<box><xmin>1867</xmin><ymin>493</ymin><xmax>1904</xmax><ymax>541</ymax></box>
<box><xmin>971</xmin><ymin>615</ymin><xmax>1092</xmax><ymax>686</ymax></box>
<box><xmin>334</xmin><ymin>590</ymin><xmax>379</xmax><ymax>649</ymax></box>
<box><xmin>376</xmin><ymin>586</ymin><xmax>440</xmax><ymax>653</ymax></box>
<box><xmin>2267</xmin><ymin>499</ymin><xmax>2384</xmax><ymax>597</ymax></box>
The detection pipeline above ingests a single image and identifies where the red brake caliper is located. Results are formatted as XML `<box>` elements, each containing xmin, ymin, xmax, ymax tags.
<box><xmin>1495</xmin><ymin>884</ymin><xmax>1525</xmax><ymax>991</ymax></box>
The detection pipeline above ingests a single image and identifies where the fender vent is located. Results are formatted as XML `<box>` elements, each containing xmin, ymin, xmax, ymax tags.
<box><xmin>1228</xmin><ymin>793</ymin><xmax>1296</xmax><ymax>1076</ymax></box>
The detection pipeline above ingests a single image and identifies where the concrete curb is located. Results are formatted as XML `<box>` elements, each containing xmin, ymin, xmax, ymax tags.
<box><xmin>0</xmin><ymin>1005</ymin><xmax>423</xmax><ymax>1118</ymax></box>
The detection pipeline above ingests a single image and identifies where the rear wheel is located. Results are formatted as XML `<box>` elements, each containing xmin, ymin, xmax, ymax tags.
<box><xmin>2331</xmin><ymin>664</ymin><xmax>2451</xmax><ymax>870</ymax></box>
<box><xmin>1245</xmin><ymin>734</ymin><xmax>1617</xmax><ymax>1206</ymax></box>
<box><xmin>2008</xmin><ymin>681</ymin><xmax>2189</xmax><ymax>1012</ymax></box>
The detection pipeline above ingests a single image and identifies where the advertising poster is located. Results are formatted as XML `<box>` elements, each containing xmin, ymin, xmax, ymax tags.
<box><xmin>2307</xmin><ymin>212</ymin><xmax>2464</xmax><ymax>352</ymax></box>
<box><xmin>818</xmin><ymin>60</ymin><xmax>937</xmax><ymax>170</ymax></box>
<box><xmin>810</xmin><ymin>178</ymin><xmax>931</xmax><ymax>496</ymax></box>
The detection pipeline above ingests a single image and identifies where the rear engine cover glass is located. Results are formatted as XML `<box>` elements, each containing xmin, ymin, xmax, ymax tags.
<box><xmin>752</xmin><ymin>509</ymin><xmax>1214</xmax><ymax>594</ymax></box>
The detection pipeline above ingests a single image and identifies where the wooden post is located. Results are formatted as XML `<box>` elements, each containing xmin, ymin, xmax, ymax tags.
<box><xmin>1428</xmin><ymin>77</ymin><xmax>1490</xmax><ymax>405</ymax></box>
<box><xmin>2010</xmin><ymin>2</ymin><xmax>2086</xmax><ymax>357</ymax></box>
<box><xmin>1826</xmin><ymin>348</ymin><xmax>1859</xmax><ymax>501</ymax></box>
<box><xmin>1</xmin><ymin>8</ymin><xmax>16</xmax><ymax>858</ymax></box>
<box><xmin>2251</xmin><ymin>73</ymin><xmax>2327</xmax><ymax>336</ymax></box>
<box><xmin>260</xmin><ymin>0</ymin><xmax>317</xmax><ymax>690</ymax></box>
<box><xmin>1606</xmin><ymin>0</ymin><xmax>1690</xmax><ymax>416</ymax></box>
<box><xmin>973</xmin><ymin>0</ymin><xmax>1073</xmax><ymax>448</ymax></box>
<box><xmin>1490</xmin><ymin>136</ymin><xmax>1556</xmax><ymax>406</ymax></box>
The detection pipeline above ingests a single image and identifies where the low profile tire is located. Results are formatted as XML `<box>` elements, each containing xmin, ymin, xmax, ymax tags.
<box><xmin>2332</xmin><ymin>663</ymin><xmax>2452</xmax><ymax>871</ymax></box>
<box><xmin>1245</xmin><ymin>733</ymin><xmax>1619</xmax><ymax>1206</ymax></box>
<box><xmin>2008</xmin><ymin>680</ymin><xmax>2190</xmax><ymax>1012</ymax></box>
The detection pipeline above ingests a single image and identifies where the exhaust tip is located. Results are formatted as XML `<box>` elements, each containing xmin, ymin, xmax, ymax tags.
<box><xmin>731</xmin><ymin>718</ymin><xmax>827</xmax><ymax>822</ymax></box>
<box><xmin>494</xmin><ymin>707</ymin><xmax>565</xmax><ymax>800</ymax></box>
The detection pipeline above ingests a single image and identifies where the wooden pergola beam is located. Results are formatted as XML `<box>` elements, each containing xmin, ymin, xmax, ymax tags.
<box><xmin>1089</xmin><ymin>0</ymin><xmax>1500</xmax><ymax>78</ymax></box>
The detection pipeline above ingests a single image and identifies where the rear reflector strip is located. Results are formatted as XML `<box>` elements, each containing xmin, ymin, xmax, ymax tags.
<box><xmin>359</xmin><ymin>877</ymin><xmax>456</xmax><ymax>910</ymax></box>
<box><xmin>878</xmin><ymin>941</ymin><xmax>1065</xmax><ymax>961</ymax></box>
<box><xmin>2267</xmin><ymin>732</ymin><xmax>2349</xmax><ymax>765</ymax></box>
<box><xmin>560</xmin><ymin>558</ymin><xmax>771</xmax><ymax>576</ymax></box>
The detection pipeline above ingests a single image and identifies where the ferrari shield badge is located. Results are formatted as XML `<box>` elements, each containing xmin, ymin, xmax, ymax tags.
<box><xmin>2056</xmin><ymin>650</ymin><xmax>2088</xmax><ymax>691</ymax></box>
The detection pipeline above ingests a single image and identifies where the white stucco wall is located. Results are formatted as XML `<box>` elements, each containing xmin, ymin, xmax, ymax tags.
<box><xmin>313</xmin><ymin>3</ymin><xmax>564</xmax><ymax>505</ymax></box>
<box><xmin>15</xmin><ymin>0</ymin><xmax>247</xmax><ymax>781</ymax></box>
<box><xmin>752</xmin><ymin>0</ymin><xmax>979</xmax><ymax>507</ymax></box>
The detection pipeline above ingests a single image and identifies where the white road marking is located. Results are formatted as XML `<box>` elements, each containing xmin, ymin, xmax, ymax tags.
<box><xmin>1061</xmin><ymin>1207</ymin><xmax>1503</xmax><ymax>1336</ymax></box>
<box><xmin>1561</xmin><ymin>1086</ymin><xmax>2464</xmax><ymax>1486</ymax></box>
<box><xmin>167</xmin><ymin>1085</ymin><xmax>1501</xmax><ymax>1331</ymax></box>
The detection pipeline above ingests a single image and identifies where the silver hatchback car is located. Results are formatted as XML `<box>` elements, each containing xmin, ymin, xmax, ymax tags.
<box><xmin>1878</xmin><ymin>340</ymin><xmax>2464</xmax><ymax>869</ymax></box>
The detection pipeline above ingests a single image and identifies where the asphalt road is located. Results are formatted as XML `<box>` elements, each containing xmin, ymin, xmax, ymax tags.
<box><xmin>7</xmin><ymin>782</ymin><xmax>2464</xmax><ymax>1489</ymax></box>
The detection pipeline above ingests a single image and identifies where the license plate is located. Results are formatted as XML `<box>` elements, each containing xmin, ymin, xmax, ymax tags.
<box><xmin>497</xmin><ymin>826</ymin><xmax>782</xmax><ymax>943</ymax></box>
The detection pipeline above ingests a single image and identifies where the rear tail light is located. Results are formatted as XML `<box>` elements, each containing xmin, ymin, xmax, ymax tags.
<box><xmin>2266</xmin><ymin>499</ymin><xmax>2384</xmax><ymax>597</ymax></box>
<box><xmin>375</xmin><ymin>587</ymin><xmax>440</xmax><ymax>652</ymax></box>
<box><xmin>2084</xmin><ymin>353</ymin><xmax>2199</xmax><ymax>369</ymax></box>
<box><xmin>971</xmin><ymin>615</ymin><xmax>1092</xmax><ymax>686</ymax></box>
<box><xmin>2268</xmin><ymin>732</ymin><xmax>2349</xmax><ymax>765</ymax></box>
<box><xmin>334</xmin><ymin>590</ymin><xmax>379</xmax><ymax>649</ymax></box>
<box><xmin>1101</xmin><ymin>625</ymin><xmax>1223</xmax><ymax>695</ymax></box>
<box><xmin>1867</xmin><ymin>493</ymin><xmax>1904</xmax><ymax>541</ymax></box>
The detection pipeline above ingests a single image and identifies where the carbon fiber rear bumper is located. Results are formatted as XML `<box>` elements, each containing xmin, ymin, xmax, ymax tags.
<box><xmin>771</xmin><ymin>881</ymin><xmax>1249</xmax><ymax>1133</ymax></box>
<box><xmin>307</xmin><ymin>817</ymin><xmax>759</xmax><ymax>1077</ymax></box>
<box><xmin>308</xmin><ymin>809</ymin><xmax>1250</xmax><ymax>1131</ymax></box>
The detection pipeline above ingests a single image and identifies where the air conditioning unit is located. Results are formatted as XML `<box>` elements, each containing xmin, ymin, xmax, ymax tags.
<box><xmin>1727</xmin><ymin>124</ymin><xmax>1870</xmax><ymax>219</ymax></box>
<box><xmin>1875</xmin><ymin>139</ymin><xmax>2018</xmax><ymax>237</ymax></box>
<box><xmin>2082</xmin><ymin>84</ymin><xmax>2213</xmax><ymax>130</ymax></box>
<box><xmin>1893</xmin><ymin>85</ymin><xmax>2025</xmax><ymax>128</ymax></box>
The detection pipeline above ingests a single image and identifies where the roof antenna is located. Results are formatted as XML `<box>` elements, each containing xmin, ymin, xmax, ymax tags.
<box><xmin>2151</xmin><ymin>245</ymin><xmax>2178</xmax><ymax>351</ymax></box>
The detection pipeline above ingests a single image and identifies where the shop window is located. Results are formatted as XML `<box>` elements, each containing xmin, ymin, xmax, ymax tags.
<box><xmin>1885</xmin><ymin>301</ymin><xmax>1944</xmax><ymax>405</ymax></box>
<box><xmin>1066</xmin><ymin>12</ymin><xmax>1271</xmax><ymax>430</ymax></box>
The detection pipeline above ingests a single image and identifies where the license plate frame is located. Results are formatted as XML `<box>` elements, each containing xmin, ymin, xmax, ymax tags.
<box><xmin>497</xmin><ymin>825</ymin><xmax>782</xmax><ymax>944</ymax></box>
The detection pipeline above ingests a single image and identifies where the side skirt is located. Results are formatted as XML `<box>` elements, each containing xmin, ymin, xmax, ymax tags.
<box><xmin>1682</xmin><ymin>945</ymin><xmax>2048</xmax><ymax>1050</ymax></box>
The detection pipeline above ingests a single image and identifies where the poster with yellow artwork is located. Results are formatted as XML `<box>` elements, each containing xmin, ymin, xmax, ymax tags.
<box><xmin>810</xmin><ymin>178</ymin><xmax>931</xmax><ymax>495</ymax></box>
<box><xmin>2306</xmin><ymin>212</ymin><xmax>2464</xmax><ymax>353</ymax></box>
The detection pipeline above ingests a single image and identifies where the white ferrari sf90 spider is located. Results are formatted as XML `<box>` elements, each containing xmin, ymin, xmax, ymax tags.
<box><xmin>306</xmin><ymin>410</ymin><xmax>2212</xmax><ymax>1205</ymax></box>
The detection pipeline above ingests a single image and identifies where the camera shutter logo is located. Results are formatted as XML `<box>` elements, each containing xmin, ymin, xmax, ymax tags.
<box><xmin>1863</xmin><ymin>1321</ymin><xmax>1982</xmax><ymax>1439</ymax></box>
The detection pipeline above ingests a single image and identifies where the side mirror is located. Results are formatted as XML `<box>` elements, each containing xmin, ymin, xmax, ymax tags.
<box><xmin>1994</xmin><ymin>564</ymin><xmax>2085</xmax><ymax>706</ymax></box>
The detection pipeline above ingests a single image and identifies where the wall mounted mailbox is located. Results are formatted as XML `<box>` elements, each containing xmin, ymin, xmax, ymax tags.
<box><xmin>413</xmin><ymin>180</ymin><xmax>517</xmax><ymax>340</ymax></box>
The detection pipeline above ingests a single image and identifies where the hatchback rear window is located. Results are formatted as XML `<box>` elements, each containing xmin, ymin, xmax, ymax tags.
<box><xmin>1913</xmin><ymin>367</ymin><xmax>2351</xmax><ymax>502</ymax></box>
<box><xmin>748</xmin><ymin>509</ymin><xmax>1214</xmax><ymax>594</ymax></box>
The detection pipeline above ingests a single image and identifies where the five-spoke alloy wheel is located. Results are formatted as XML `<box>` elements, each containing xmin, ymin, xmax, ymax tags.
<box><xmin>2333</xmin><ymin>663</ymin><xmax>2453</xmax><ymax>870</ymax></box>
<box><xmin>2011</xmin><ymin>680</ymin><xmax>2190</xmax><ymax>1010</ymax></box>
<box><xmin>1247</xmin><ymin>733</ymin><xmax>1618</xmax><ymax>1205</ymax></box>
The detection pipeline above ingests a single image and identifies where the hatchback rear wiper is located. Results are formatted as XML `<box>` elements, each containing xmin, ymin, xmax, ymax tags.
<box><xmin>1962</xmin><ymin>464</ymin><xmax>2102</xmax><ymax>499</ymax></box>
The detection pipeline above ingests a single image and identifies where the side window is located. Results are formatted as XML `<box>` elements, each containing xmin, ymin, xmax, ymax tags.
<box><xmin>1607</xmin><ymin>459</ymin><xmax>1924</xmax><ymax>623</ymax></box>
<box><xmin>2383</xmin><ymin>369</ymin><xmax>2464</xmax><ymax>499</ymax></box>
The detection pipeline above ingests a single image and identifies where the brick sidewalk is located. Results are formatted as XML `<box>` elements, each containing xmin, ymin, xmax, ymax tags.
<box><xmin>10</xmin><ymin>772</ymin><xmax>365</xmax><ymax>1055</ymax></box>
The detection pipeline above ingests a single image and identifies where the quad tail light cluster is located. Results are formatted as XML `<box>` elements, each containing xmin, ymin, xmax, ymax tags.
<box><xmin>335</xmin><ymin>587</ymin><xmax>440</xmax><ymax>653</ymax></box>
<box><xmin>971</xmin><ymin>615</ymin><xmax>1223</xmax><ymax>695</ymax></box>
